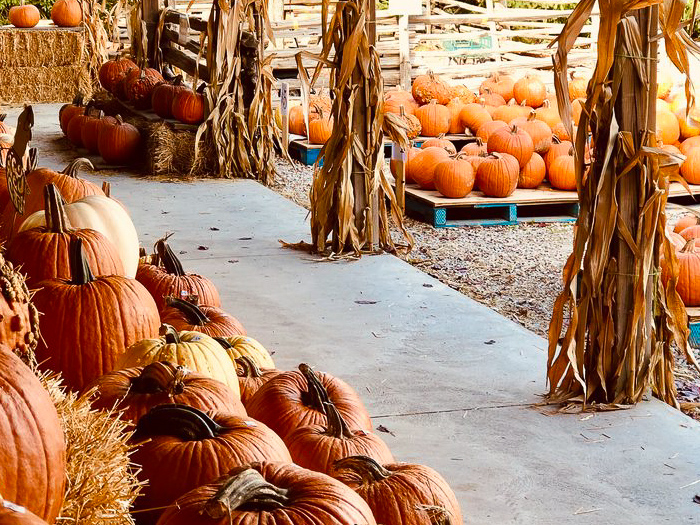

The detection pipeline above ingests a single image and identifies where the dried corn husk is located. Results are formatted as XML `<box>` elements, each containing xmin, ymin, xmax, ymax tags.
<box><xmin>291</xmin><ymin>0</ymin><xmax>412</xmax><ymax>256</ymax></box>
<box><xmin>546</xmin><ymin>0</ymin><xmax>700</xmax><ymax>408</ymax></box>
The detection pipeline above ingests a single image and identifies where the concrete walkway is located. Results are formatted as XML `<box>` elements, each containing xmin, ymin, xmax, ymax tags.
<box><xmin>11</xmin><ymin>105</ymin><xmax>700</xmax><ymax>524</ymax></box>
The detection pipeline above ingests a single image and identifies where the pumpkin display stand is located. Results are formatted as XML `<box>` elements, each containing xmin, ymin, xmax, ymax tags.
<box><xmin>90</xmin><ymin>92</ymin><xmax>216</xmax><ymax>177</ymax></box>
<box><xmin>398</xmin><ymin>180</ymin><xmax>700</xmax><ymax>228</ymax></box>
<box><xmin>0</xmin><ymin>22</ymin><xmax>91</xmax><ymax>103</ymax></box>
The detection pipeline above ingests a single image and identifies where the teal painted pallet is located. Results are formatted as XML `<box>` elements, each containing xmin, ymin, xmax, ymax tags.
<box><xmin>402</xmin><ymin>185</ymin><xmax>580</xmax><ymax>228</ymax></box>
<box><xmin>687</xmin><ymin>308</ymin><xmax>700</xmax><ymax>348</ymax></box>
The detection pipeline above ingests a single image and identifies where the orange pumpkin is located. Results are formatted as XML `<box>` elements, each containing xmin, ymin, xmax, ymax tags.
<box><xmin>414</xmin><ymin>100</ymin><xmax>451</xmax><ymax>137</ymax></box>
<box><xmin>480</xmin><ymin>88</ymin><xmax>507</xmax><ymax>108</ymax></box>
<box><xmin>552</xmin><ymin>121</ymin><xmax>573</xmax><ymax>142</ymax></box>
<box><xmin>383</xmin><ymin>96</ymin><xmax>419</xmax><ymax>116</ymax></box>
<box><xmin>513</xmin><ymin>75</ymin><xmax>546</xmax><ymax>108</ymax></box>
<box><xmin>398</xmin><ymin>106</ymin><xmax>422</xmax><ymax>140</ymax></box>
<box><xmin>446</xmin><ymin>98</ymin><xmax>466</xmax><ymax>134</ymax></box>
<box><xmin>289</xmin><ymin>105</ymin><xmax>306</xmax><ymax>136</ymax></box>
<box><xmin>9</xmin><ymin>4</ymin><xmax>40</xmax><ymax>27</ymax></box>
<box><xmin>308</xmin><ymin>106</ymin><xmax>333</xmax><ymax>145</ymax></box>
<box><xmin>657</xmin><ymin>70</ymin><xmax>675</xmax><ymax>100</ymax></box>
<box><xmin>480</xmin><ymin>72</ymin><xmax>515</xmax><ymax>102</ymax></box>
<box><xmin>407</xmin><ymin>146</ymin><xmax>451</xmax><ymax>190</ymax></box>
<box><xmin>674</xmin><ymin>239</ymin><xmax>700</xmax><ymax>306</ymax></box>
<box><xmin>657</xmin><ymin>109</ymin><xmax>681</xmax><ymax>145</ymax></box>
<box><xmin>680</xmin><ymin>135</ymin><xmax>700</xmax><ymax>155</ymax></box>
<box><xmin>568</xmin><ymin>71</ymin><xmax>588</xmax><ymax>101</ymax></box>
<box><xmin>476</xmin><ymin>152</ymin><xmax>519</xmax><ymax>197</ymax></box>
<box><xmin>676</xmin><ymin>106</ymin><xmax>700</xmax><ymax>139</ymax></box>
<box><xmin>535</xmin><ymin>99</ymin><xmax>561</xmax><ymax>129</ymax></box>
<box><xmin>516</xmin><ymin>151</ymin><xmax>545</xmax><ymax>188</ymax></box>
<box><xmin>51</xmin><ymin>0</ymin><xmax>81</xmax><ymax>26</ymax></box>
<box><xmin>412</xmin><ymin>71</ymin><xmax>451</xmax><ymax>105</ymax></box>
<box><xmin>476</xmin><ymin>119</ymin><xmax>508</xmax><ymax>143</ymax></box>
<box><xmin>450</xmin><ymin>85</ymin><xmax>477</xmax><ymax>104</ymax></box>
<box><xmin>674</xmin><ymin>214</ymin><xmax>700</xmax><ymax>234</ymax></box>
<box><xmin>681</xmin><ymin>225</ymin><xmax>700</xmax><ymax>242</ymax></box>
<box><xmin>681</xmin><ymin>148</ymin><xmax>700</xmax><ymax>184</ymax></box>
<box><xmin>487</xmin><ymin>124</ymin><xmax>534</xmax><ymax>168</ymax></box>
<box><xmin>433</xmin><ymin>156</ymin><xmax>475</xmax><ymax>198</ymax></box>
<box><xmin>492</xmin><ymin>100</ymin><xmax>530</xmax><ymax>124</ymax></box>
<box><xmin>459</xmin><ymin>102</ymin><xmax>492</xmax><ymax>134</ymax></box>
<box><xmin>172</xmin><ymin>89</ymin><xmax>206</xmax><ymax>125</ymax></box>
<box><xmin>464</xmin><ymin>152</ymin><xmax>490</xmax><ymax>173</ymax></box>
<box><xmin>420</xmin><ymin>135</ymin><xmax>456</xmax><ymax>154</ymax></box>
<box><xmin>548</xmin><ymin>149</ymin><xmax>577</xmax><ymax>190</ymax></box>
<box><xmin>544</xmin><ymin>137</ymin><xmax>573</xmax><ymax>170</ymax></box>
<box><xmin>460</xmin><ymin>138</ymin><xmax>487</xmax><ymax>156</ymax></box>
<box><xmin>510</xmin><ymin>110</ymin><xmax>552</xmax><ymax>154</ymax></box>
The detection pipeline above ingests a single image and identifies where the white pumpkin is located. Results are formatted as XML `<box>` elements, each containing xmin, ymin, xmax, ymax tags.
<box><xmin>20</xmin><ymin>194</ymin><xmax>139</xmax><ymax>278</ymax></box>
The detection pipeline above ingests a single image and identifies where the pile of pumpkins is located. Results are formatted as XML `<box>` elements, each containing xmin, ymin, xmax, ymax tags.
<box><xmin>58</xmin><ymin>96</ymin><xmax>141</xmax><ymax>165</ymax></box>
<box><xmin>288</xmin><ymin>93</ymin><xmax>334</xmax><ymax>145</ymax></box>
<box><xmin>97</xmin><ymin>56</ymin><xmax>206</xmax><ymax>125</ymax></box>
<box><xmin>7</xmin><ymin>0</ymin><xmax>81</xmax><ymax>29</ymax></box>
<box><xmin>666</xmin><ymin>212</ymin><xmax>700</xmax><ymax>307</ymax></box>
<box><xmin>388</xmin><ymin>70</ymin><xmax>579</xmax><ymax>199</ymax></box>
<box><xmin>0</xmin><ymin>154</ymin><xmax>462</xmax><ymax>523</ymax></box>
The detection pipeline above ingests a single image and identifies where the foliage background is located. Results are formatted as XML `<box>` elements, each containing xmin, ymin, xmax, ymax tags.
<box><xmin>0</xmin><ymin>0</ymin><xmax>55</xmax><ymax>23</ymax></box>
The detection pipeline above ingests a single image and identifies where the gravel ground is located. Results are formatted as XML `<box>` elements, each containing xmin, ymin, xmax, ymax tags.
<box><xmin>272</xmin><ymin>155</ymin><xmax>700</xmax><ymax>412</ymax></box>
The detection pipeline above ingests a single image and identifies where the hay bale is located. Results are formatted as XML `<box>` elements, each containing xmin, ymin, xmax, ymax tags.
<box><xmin>0</xmin><ymin>27</ymin><xmax>91</xmax><ymax>103</ymax></box>
<box><xmin>42</xmin><ymin>375</ymin><xmax>142</xmax><ymax>525</ymax></box>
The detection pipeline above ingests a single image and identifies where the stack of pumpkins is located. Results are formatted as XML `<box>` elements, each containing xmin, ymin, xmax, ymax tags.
<box><xmin>665</xmin><ymin>213</ymin><xmax>700</xmax><ymax>307</ymax></box>
<box><xmin>58</xmin><ymin>96</ymin><xmax>141</xmax><ymax>165</ymax></box>
<box><xmin>288</xmin><ymin>93</ymin><xmax>334</xmax><ymax>145</ymax></box>
<box><xmin>97</xmin><ymin>56</ymin><xmax>206</xmax><ymax>125</ymax></box>
<box><xmin>390</xmin><ymin>70</ymin><xmax>580</xmax><ymax>199</ymax></box>
<box><xmin>0</xmin><ymin>160</ymin><xmax>463</xmax><ymax>524</ymax></box>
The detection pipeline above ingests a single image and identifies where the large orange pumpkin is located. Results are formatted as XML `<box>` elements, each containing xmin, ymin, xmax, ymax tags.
<box><xmin>518</xmin><ymin>151</ymin><xmax>546</xmax><ymax>189</ymax></box>
<box><xmin>657</xmin><ymin>109</ymin><xmax>681</xmax><ymax>145</ymax></box>
<box><xmin>459</xmin><ymin>101</ymin><xmax>492</xmax><ymax>134</ymax></box>
<box><xmin>152</xmin><ymin>76</ymin><xmax>188</xmax><ymax>119</ymax></box>
<box><xmin>510</xmin><ymin>110</ymin><xmax>552</xmax><ymax>154</ymax></box>
<box><xmin>126</xmin><ymin>68</ymin><xmax>164</xmax><ymax>110</ymax></box>
<box><xmin>172</xmin><ymin>89</ymin><xmax>206</xmax><ymax>124</ymax></box>
<box><xmin>289</xmin><ymin>105</ymin><xmax>307</xmax><ymax>136</ymax></box>
<box><xmin>476</xmin><ymin>152</ymin><xmax>519</xmax><ymax>197</ymax></box>
<box><xmin>131</xmin><ymin>405</ymin><xmax>292</xmax><ymax>525</ymax></box>
<box><xmin>334</xmin><ymin>456</ymin><xmax>462</xmax><ymax>525</ymax></box>
<box><xmin>681</xmin><ymin>148</ymin><xmax>700</xmax><ymax>184</ymax></box>
<box><xmin>680</xmin><ymin>135</ymin><xmax>700</xmax><ymax>155</ymax></box>
<box><xmin>412</xmin><ymin>71</ymin><xmax>451</xmax><ymax>105</ymax></box>
<box><xmin>674</xmin><ymin>214</ymin><xmax>700</xmax><ymax>234</ymax></box>
<box><xmin>155</xmin><ymin>462</ymin><xmax>377</xmax><ymax>525</ymax></box>
<box><xmin>513</xmin><ymin>75</ymin><xmax>546</xmax><ymax>108</ymax></box>
<box><xmin>535</xmin><ymin>99</ymin><xmax>561</xmax><ymax>129</ymax></box>
<box><xmin>492</xmin><ymin>100</ymin><xmax>530</xmax><ymax>124</ymax></box>
<box><xmin>285</xmin><ymin>402</ymin><xmax>394</xmax><ymax>476</ymax></box>
<box><xmin>0</xmin><ymin>344</ymin><xmax>66</xmax><ymax>523</ymax></box>
<box><xmin>674</xmin><ymin>239</ymin><xmax>700</xmax><ymax>306</ymax></box>
<box><xmin>680</xmin><ymin>224</ymin><xmax>700</xmax><ymax>241</ymax></box>
<box><xmin>414</xmin><ymin>100</ymin><xmax>451</xmax><ymax>137</ymax></box>
<box><xmin>137</xmin><ymin>236</ymin><xmax>220</xmax><ymax>313</ymax></box>
<box><xmin>308</xmin><ymin>106</ymin><xmax>333</xmax><ymax>145</ymax></box>
<box><xmin>9</xmin><ymin>4</ymin><xmax>40</xmax><ymax>27</ymax></box>
<box><xmin>97</xmin><ymin>115</ymin><xmax>141</xmax><ymax>165</ymax></box>
<box><xmin>433</xmin><ymin>156</ymin><xmax>475</xmax><ymax>198</ymax></box>
<box><xmin>246</xmin><ymin>363</ymin><xmax>372</xmax><ymax>441</ymax></box>
<box><xmin>487</xmin><ymin>124</ymin><xmax>534</xmax><ymax>168</ymax></box>
<box><xmin>406</xmin><ymin>146</ymin><xmax>451</xmax><ymax>190</ymax></box>
<box><xmin>479</xmin><ymin>72</ymin><xmax>515</xmax><ymax>102</ymax></box>
<box><xmin>160</xmin><ymin>297</ymin><xmax>246</xmax><ymax>338</ymax></box>
<box><xmin>7</xmin><ymin>184</ymin><xmax>124</xmax><ymax>287</ymax></box>
<box><xmin>32</xmin><ymin>237</ymin><xmax>161</xmax><ymax>390</ymax></box>
<box><xmin>236</xmin><ymin>356</ymin><xmax>281</xmax><ymax>407</ymax></box>
<box><xmin>476</xmin><ymin>119</ymin><xmax>508</xmax><ymax>143</ymax></box>
<box><xmin>99</xmin><ymin>56</ymin><xmax>138</xmax><ymax>92</ymax></box>
<box><xmin>81</xmin><ymin>361</ymin><xmax>246</xmax><ymax>425</ymax></box>
<box><xmin>51</xmin><ymin>0</ymin><xmax>81</xmax><ymax>26</ymax></box>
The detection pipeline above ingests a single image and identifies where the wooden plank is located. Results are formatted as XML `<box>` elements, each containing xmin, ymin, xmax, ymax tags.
<box><xmin>161</xmin><ymin>27</ymin><xmax>201</xmax><ymax>55</ymax></box>
<box><xmin>404</xmin><ymin>184</ymin><xmax>580</xmax><ymax>208</ymax></box>
<box><xmin>162</xmin><ymin>46</ymin><xmax>210</xmax><ymax>81</ymax></box>
<box><xmin>163</xmin><ymin>9</ymin><xmax>208</xmax><ymax>32</ymax></box>
<box><xmin>398</xmin><ymin>14</ymin><xmax>410</xmax><ymax>90</ymax></box>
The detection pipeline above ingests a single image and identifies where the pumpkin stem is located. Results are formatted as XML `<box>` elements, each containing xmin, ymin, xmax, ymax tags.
<box><xmin>132</xmin><ymin>404</ymin><xmax>223</xmax><ymax>442</ymax></box>
<box><xmin>0</xmin><ymin>113</ymin><xmax>6</xmax><ymax>123</ymax></box>
<box><xmin>399</xmin><ymin>105</ymin><xmax>406</xmax><ymax>117</ymax></box>
<box><xmin>235</xmin><ymin>355</ymin><xmax>264</xmax><ymax>378</ymax></box>
<box><xmin>61</xmin><ymin>158</ymin><xmax>94</xmax><ymax>179</ymax></box>
<box><xmin>299</xmin><ymin>363</ymin><xmax>330</xmax><ymax>413</ymax></box>
<box><xmin>69</xmin><ymin>237</ymin><xmax>94</xmax><ymax>285</ymax></box>
<box><xmin>43</xmin><ymin>183</ymin><xmax>70</xmax><ymax>234</ymax></box>
<box><xmin>552</xmin><ymin>134</ymin><xmax>562</xmax><ymax>144</ymax></box>
<box><xmin>527</xmin><ymin>110</ymin><xmax>537</xmax><ymax>121</ymax></box>
<box><xmin>130</xmin><ymin>362</ymin><xmax>188</xmax><ymax>395</ymax></box>
<box><xmin>323</xmin><ymin>401</ymin><xmax>354</xmax><ymax>439</ymax></box>
<box><xmin>173</xmin><ymin>74</ymin><xmax>184</xmax><ymax>86</ymax></box>
<box><xmin>682</xmin><ymin>239</ymin><xmax>697</xmax><ymax>253</ymax></box>
<box><xmin>155</xmin><ymin>236</ymin><xmax>186</xmax><ymax>276</ymax></box>
<box><xmin>204</xmin><ymin>467</ymin><xmax>290</xmax><ymax>519</ymax></box>
<box><xmin>115</xmin><ymin>114</ymin><xmax>125</xmax><ymax>125</ymax></box>
<box><xmin>214</xmin><ymin>336</ymin><xmax>233</xmax><ymax>349</ymax></box>
<box><xmin>333</xmin><ymin>455</ymin><xmax>393</xmax><ymax>481</ymax></box>
<box><xmin>102</xmin><ymin>181</ymin><xmax>111</xmax><ymax>197</ymax></box>
<box><xmin>161</xmin><ymin>323</ymin><xmax>181</xmax><ymax>344</ymax></box>
<box><xmin>165</xmin><ymin>296</ymin><xmax>210</xmax><ymax>326</ymax></box>
<box><xmin>72</xmin><ymin>92</ymin><xmax>84</xmax><ymax>106</ymax></box>
<box><xmin>419</xmin><ymin>505</ymin><xmax>454</xmax><ymax>525</ymax></box>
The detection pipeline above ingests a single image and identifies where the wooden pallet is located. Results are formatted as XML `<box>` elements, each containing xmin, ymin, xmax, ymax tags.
<box><xmin>402</xmin><ymin>181</ymin><xmax>700</xmax><ymax>228</ymax></box>
<box><xmin>686</xmin><ymin>307</ymin><xmax>700</xmax><ymax>348</ymax></box>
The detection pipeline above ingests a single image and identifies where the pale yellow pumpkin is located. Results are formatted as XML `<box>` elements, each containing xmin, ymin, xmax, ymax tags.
<box><xmin>215</xmin><ymin>335</ymin><xmax>276</xmax><ymax>369</ymax></box>
<box><xmin>118</xmin><ymin>326</ymin><xmax>240</xmax><ymax>394</ymax></box>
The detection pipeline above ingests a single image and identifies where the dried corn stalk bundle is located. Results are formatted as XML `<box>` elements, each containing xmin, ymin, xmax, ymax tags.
<box><xmin>192</xmin><ymin>0</ymin><xmax>277</xmax><ymax>183</ymax></box>
<box><xmin>295</xmin><ymin>0</ymin><xmax>411</xmax><ymax>256</ymax></box>
<box><xmin>546</xmin><ymin>0</ymin><xmax>700</xmax><ymax>408</ymax></box>
<box><xmin>81</xmin><ymin>0</ymin><xmax>111</xmax><ymax>90</ymax></box>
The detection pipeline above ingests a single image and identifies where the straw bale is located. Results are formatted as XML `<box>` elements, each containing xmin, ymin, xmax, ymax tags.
<box><xmin>0</xmin><ymin>65</ymin><xmax>92</xmax><ymax>104</ymax></box>
<box><xmin>42</xmin><ymin>374</ymin><xmax>142</xmax><ymax>525</ymax></box>
<box><xmin>0</xmin><ymin>27</ymin><xmax>85</xmax><ymax>68</ymax></box>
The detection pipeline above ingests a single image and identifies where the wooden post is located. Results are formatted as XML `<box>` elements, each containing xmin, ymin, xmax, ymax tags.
<box><xmin>270</xmin><ymin>0</ymin><xmax>284</xmax><ymax>21</ymax></box>
<box><xmin>281</xmin><ymin>82</ymin><xmax>290</xmax><ymax>150</ymax></box>
<box><xmin>613</xmin><ymin>7</ymin><xmax>657</xmax><ymax>394</ymax></box>
<box><xmin>393</xmin><ymin>141</ymin><xmax>406</xmax><ymax>214</ymax></box>
<box><xmin>398</xmin><ymin>14</ymin><xmax>411</xmax><ymax>90</ymax></box>
<box><xmin>485</xmin><ymin>0</ymin><xmax>501</xmax><ymax>63</ymax></box>
<box><xmin>142</xmin><ymin>0</ymin><xmax>159</xmax><ymax>67</ymax></box>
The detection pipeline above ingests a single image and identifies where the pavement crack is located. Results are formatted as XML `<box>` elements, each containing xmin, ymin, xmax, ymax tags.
<box><xmin>372</xmin><ymin>401</ymin><xmax>537</xmax><ymax>419</ymax></box>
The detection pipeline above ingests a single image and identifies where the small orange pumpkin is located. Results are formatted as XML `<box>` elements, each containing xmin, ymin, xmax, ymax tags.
<box><xmin>535</xmin><ymin>99</ymin><xmax>561</xmax><ymax>129</ymax></box>
<box><xmin>460</xmin><ymin>138</ymin><xmax>487</xmax><ymax>156</ymax></box>
<box><xmin>476</xmin><ymin>152</ymin><xmax>519</xmax><ymax>197</ymax></box>
<box><xmin>434</xmin><ymin>155</ymin><xmax>475</xmax><ymax>198</ymax></box>
<box><xmin>492</xmin><ymin>100</ymin><xmax>530</xmax><ymax>124</ymax></box>
<box><xmin>420</xmin><ymin>134</ymin><xmax>456</xmax><ymax>154</ymax></box>
<box><xmin>459</xmin><ymin>101</ymin><xmax>492</xmax><ymax>134</ymax></box>
<box><xmin>172</xmin><ymin>89</ymin><xmax>206</xmax><ymax>125</ymax></box>
<box><xmin>513</xmin><ymin>75</ymin><xmax>546</xmax><ymax>108</ymax></box>
<box><xmin>657</xmin><ymin>109</ymin><xmax>681</xmax><ymax>146</ymax></box>
<box><xmin>407</xmin><ymin>146</ymin><xmax>451</xmax><ymax>190</ymax></box>
<box><xmin>476</xmin><ymin>119</ymin><xmax>508</xmax><ymax>143</ymax></box>
<box><xmin>412</xmin><ymin>71</ymin><xmax>451</xmax><ymax>105</ymax></box>
<box><xmin>548</xmin><ymin>148</ymin><xmax>577</xmax><ymax>191</ymax></box>
<box><xmin>673</xmin><ymin>239</ymin><xmax>700</xmax><ymax>306</ymax></box>
<box><xmin>450</xmin><ymin>85</ymin><xmax>477</xmax><ymax>104</ymax></box>
<box><xmin>414</xmin><ymin>100</ymin><xmax>451</xmax><ymax>137</ymax></box>
<box><xmin>680</xmin><ymin>136</ymin><xmax>700</xmax><ymax>155</ymax></box>
<box><xmin>9</xmin><ymin>4</ymin><xmax>40</xmax><ymax>28</ymax></box>
<box><xmin>518</xmin><ymin>151</ymin><xmax>546</xmax><ymax>189</ymax></box>
<box><xmin>510</xmin><ymin>110</ymin><xmax>552</xmax><ymax>154</ymax></box>
<box><xmin>446</xmin><ymin>98</ymin><xmax>466</xmax><ymax>134</ymax></box>
<box><xmin>307</xmin><ymin>106</ymin><xmax>333</xmax><ymax>145</ymax></box>
<box><xmin>681</xmin><ymin>148</ymin><xmax>700</xmax><ymax>184</ymax></box>
<box><xmin>544</xmin><ymin>136</ymin><xmax>573</xmax><ymax>170</ymax></box>
<box><xmin>568</xmin><ymin>71</ymin><xmax>588</xmax><ymax>101</ymax></box>
<box><xmin>480</xmin><ymin>88</ymin><xmax>507</xmax><ymax>108</ymax></box>
<box><xmin>51</xmin><ymin>0</ymin><xmax>81</xmax><ymax>26</ymax></box>
<box><xmin>675</xmin><ymin>214</ymin><xmax>700</xmax><ymax>234</ymax></box>
<box><xmin>479</xmin><ymin>73</ymin><xmax>515</xmax><ymax>103</ymax></box>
